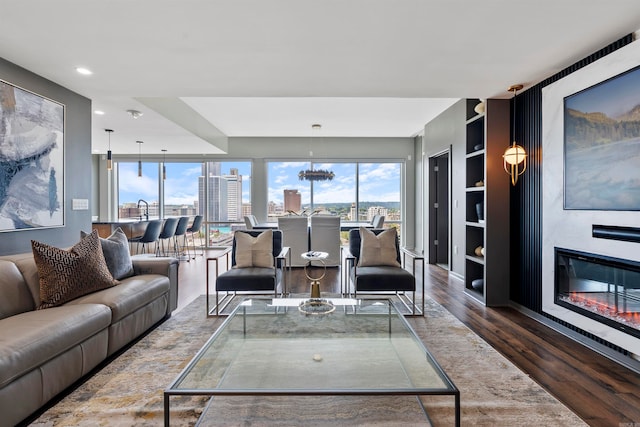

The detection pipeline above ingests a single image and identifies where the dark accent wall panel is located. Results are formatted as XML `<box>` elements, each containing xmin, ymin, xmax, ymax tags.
<box><xmin>511</xmin><ymin>34</ymin><xmax>634</xmax><ymax>312</ymax></box>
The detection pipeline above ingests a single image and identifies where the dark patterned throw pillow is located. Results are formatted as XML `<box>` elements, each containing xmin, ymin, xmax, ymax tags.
<box><xmin>32</xmin><ymin>230</ymin><xmax>119</xmax><ymax>309</ymax></box>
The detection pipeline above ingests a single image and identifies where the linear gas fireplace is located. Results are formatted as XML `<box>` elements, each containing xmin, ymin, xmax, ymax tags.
<box><xmin>555</xmin><ymin>248</ymin><xmax>640</xmax><ymax>339</ymax></box>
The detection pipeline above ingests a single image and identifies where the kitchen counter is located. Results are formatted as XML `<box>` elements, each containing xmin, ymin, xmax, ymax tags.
<box><xmin>92</xmin><ymin>220</ymin><xmax>155</xmax><ymax>240</ymax></box>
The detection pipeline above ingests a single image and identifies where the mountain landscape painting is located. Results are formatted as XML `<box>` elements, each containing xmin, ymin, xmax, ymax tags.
<box><xmin>0</xmin><ymin>80</ymin><xmax>64</xmax><ymax>231</ymax></box>
<box><xmin>564</xmin><ymin>65</ymin><xmax>640</xmax><ymax>210</ymax></box>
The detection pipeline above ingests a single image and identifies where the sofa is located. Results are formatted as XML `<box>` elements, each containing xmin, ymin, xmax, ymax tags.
<box><xmin>0</xmin><ymin>230</ymin><xmax>179</xmax><ymax>426</ymax></box>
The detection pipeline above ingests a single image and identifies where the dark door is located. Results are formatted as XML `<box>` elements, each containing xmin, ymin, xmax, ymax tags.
<box><xmin>429</xmin><ymin>152</ymin><xmax>449</xmax><ymax>267</ymax></box>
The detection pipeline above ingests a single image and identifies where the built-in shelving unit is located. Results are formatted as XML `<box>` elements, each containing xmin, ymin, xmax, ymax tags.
<box><xmin>464</xmin><ymin>98</ymin><xmax>511</xmax><ymax>306</ymax></box>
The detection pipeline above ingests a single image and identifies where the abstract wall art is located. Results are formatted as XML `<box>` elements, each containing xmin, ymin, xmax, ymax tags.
<box><xmin>0</xmin><ymin>79</ymin><xmax>64</xmax><ymax>231</ymax></box>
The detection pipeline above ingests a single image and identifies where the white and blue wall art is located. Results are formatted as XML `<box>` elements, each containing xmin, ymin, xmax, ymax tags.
<box><xmin>0</xmin><ymin>79</ymin><xmax>64</xmax><ymax>231</ymax></box>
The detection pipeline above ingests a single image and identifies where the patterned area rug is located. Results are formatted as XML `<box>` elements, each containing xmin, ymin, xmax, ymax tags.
<box><xmin>31</xmin><ymin>296</ymin><xmax>586</xmax><ymax>426</ymax></box>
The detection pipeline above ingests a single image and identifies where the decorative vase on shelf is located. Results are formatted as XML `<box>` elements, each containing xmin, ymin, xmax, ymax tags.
<box><xmin>475</xmin><ymin>202</ymin><xmax>484</xmax><ymax>222</ymax></box>
<box><xmin>474</xmin><ymin>100</ymin><xmax>485</xmax><ymax>115</ymax></box>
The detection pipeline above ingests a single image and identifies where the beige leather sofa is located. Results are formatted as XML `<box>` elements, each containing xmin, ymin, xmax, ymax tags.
<box><xmin>0</xmin><ymin>252</ymin><xmax>178</xmax><ymax>426</ymax></box>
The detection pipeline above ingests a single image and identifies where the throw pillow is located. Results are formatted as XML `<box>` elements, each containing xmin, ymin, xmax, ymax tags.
<box><xmin>357</xmin><ymin>227</ymin><xmax>401</xmax><ymax>267</ymax></box>
<box><xmin>32</xmin><ymin>230</ymin><xmax>119</xmax><ymax>309</ymax></box>
<box><xmin>81</xmin><ymin>227</ymin><xmax>134</xmax><ymax>280</ymax></box>
<box><xmin>234</xmin><ymin>230</ymin><xmax>274</xmax><ymax>268</ymax></box>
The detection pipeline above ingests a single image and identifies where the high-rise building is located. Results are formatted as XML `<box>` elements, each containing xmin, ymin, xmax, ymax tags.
<box><xmin>367</xmin><ymin>206</ymin><xmax>388</xmax><ymax>221</ymax></box>
<box><xmin>349</xmin><ymin>202</ymin><xmax>357</xmax><ymax>221</ymax></box>
<box><xmin>224</xmin><ymin>168</ymin><xmax>243</xmax><ymax>221</ymax></box>
<box><xmin>284</xmin><ymin>189</ymin><xmax>301</xmax><ymax>213</ymax></box>
<box><xmin>198</xmin><ymin>162</ymin><xmax>228</xmax><ymax>222</ymax></box>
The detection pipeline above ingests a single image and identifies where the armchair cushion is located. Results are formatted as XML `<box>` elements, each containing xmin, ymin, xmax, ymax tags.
<box><xmin>351</xmin><ymin>266</ymin><xmax>415</xmax><ymax>292</ymax></box>
<box><xmin>234</xmin><ymin>229</ymin><xmax>274</xmax><ymax>268</ymax></box>
<box><xmin>358</xmin><ymin>227</ymin><xmax>401</xmax><ymax>267</ymax></box>
<box><xmin>216</xmin><ymin>267</ymin><xmax>282</xmax><ymax>292</ymax></box>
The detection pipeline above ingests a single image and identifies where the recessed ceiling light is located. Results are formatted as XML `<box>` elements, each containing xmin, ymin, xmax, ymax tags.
<box><xmin>94</xmin><ymin>110</ymin><xmax>105</xmax><ymax>115</ymax></box>
<box><xmin>76</xmin><ymin>67</ymin><xmax>92</xmax><ymax>75</ymax></box>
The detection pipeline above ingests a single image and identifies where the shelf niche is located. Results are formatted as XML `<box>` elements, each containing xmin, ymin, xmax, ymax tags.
<box><xmin>464</xmin><ymin>98</ymin><xmax>511</xmax><ymax>306</ymax></box>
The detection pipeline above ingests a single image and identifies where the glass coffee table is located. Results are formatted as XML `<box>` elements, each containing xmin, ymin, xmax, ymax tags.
<box><xmin>164</xmin><ymin>298</ymin><xmax>460</xmax><ymax>426</ymax></box>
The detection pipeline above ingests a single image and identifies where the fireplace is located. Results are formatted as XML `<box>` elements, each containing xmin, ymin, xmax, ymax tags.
<box><xmin>555</xmin><ymin>248</ymin><xmax>640</xmax><ymax>339</ymax></box>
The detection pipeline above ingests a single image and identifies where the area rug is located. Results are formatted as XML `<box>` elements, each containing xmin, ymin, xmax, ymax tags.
<box><xmin>31</xmin><ymin>296</ymin><xmax>586</xmax><ymax>426</ymax></box>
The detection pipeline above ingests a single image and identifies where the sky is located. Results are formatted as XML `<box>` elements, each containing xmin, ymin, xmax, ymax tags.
<box><xmin>565</xmin><ymin>65</ymin><xmax>640</xmax><ymax>118</ymax></box>
<box><xmin>118</xmin><ymin>161</ymin><xmax>400</xmax><ymax>207</ymax></box>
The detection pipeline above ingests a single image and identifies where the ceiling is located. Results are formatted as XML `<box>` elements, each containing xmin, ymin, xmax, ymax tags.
<box><xmin>1</xmin><ymin>1</ymin><xmax>639</xmax><ymax>155</ymax></box>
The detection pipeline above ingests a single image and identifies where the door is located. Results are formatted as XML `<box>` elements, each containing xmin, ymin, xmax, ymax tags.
<box><xmin>428</xmin><ymin>151</ymin><xmax>450</xmax><ymax>268</ymax></box>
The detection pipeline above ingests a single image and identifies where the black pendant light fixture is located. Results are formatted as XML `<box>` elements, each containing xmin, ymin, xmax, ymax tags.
<box><xmin>298</xmin><ymin>124</ymin><xmax>335</xmax><ymax>182</ymax></box>
<box><xmin>105</xmin><ymin>129</ymin><xmax>113</xmax><ymax>171</ymax></box>
<box><xmin>161</xmin><ymin>149</ymin><xmax>167</xmax><ymax>180</ymax></box>
<box><xmin>136</xmin><ymin>140</ymin><xmax>144</xmax><ymax>177</ymax></box>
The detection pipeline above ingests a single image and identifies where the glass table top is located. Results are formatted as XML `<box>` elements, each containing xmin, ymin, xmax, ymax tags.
<box><xmin>167</xmin><ymin>298</ymin><xmax>457</xmax><ymax>395</ymax></box>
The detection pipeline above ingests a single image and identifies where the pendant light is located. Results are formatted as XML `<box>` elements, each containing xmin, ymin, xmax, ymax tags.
<box><xmin>161</xmin><ymin>149</ymin><xmax>167</xmax><ymax>180</ymax></box>
<box><xmin>136</xmin><ymin>140</ymin><xmax>144</xmax><ymax>177</ymax></box>
<box><xmin>298</xmin><ymin>124</ymin><xmax>335</xmax><ymax>181</ymax></box>
<box><xmin>503</xmin><ymin>84</ymin><xmax>527</xmax><ymax>186</ymax></box>
<box><xmin>105</xmin><ymin>129</ymin><xmax>113</xmax><ymax>171</ymax></box>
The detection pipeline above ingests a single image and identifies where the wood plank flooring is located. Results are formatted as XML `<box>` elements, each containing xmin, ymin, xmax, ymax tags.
<box><xmin>177</xmin><ymin>251</ymin><xmax>640</xmax><ymax>427</ymax></box>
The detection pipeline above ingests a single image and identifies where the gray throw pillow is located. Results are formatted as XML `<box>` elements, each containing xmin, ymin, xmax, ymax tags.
<box><xmin>81</xmin><ymin>227</ymin><xmax>134</xmax><ymax>280</ymax></box>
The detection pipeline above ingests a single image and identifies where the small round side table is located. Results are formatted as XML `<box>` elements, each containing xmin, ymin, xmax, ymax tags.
<box><xmin>301</xmin><ymin>251</ymin><xmax>328</xmax><ymax>299</ymax></box>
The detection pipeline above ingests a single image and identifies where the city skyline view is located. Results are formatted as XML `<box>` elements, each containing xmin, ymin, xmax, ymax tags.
<box><xmin>118</xmin><ymin>161</ymin><xmax>401</xmax><ymax>210</ymax></box>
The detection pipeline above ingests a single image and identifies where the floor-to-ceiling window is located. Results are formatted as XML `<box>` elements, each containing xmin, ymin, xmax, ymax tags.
<box><xmin>118</xmin><ymin>162</ymin><xmax>160</xmax><ymax>219</ymax></box>
<box><xmin>267</xmin><ymin>161</ymin><xmax>311</xmax><ymax>219</ymax></box>
<box><xmin>116</xmin><ymin>160</ymin><xmax>251</xmax><ymax>248</ymax></box>
<box><xmin>358</xmin><ymin>162</ymin><xmax>401</xmax><ymax>236</ymax></box>
<box><xmin>267</xmin><ymin>160</ymin><xmax>402</xmax><ymax>241</ymax></box>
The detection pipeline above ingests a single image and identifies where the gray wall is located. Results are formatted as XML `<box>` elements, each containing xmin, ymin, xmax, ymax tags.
<box><xmin>422</xmin><ymin>99</ymin><xmax>466</xmax><ymax>277</ymax></box>
<box><xmin>0</xmin><ymin>58</ymin><xmax>92</xmax><ymax>255</ymax></box>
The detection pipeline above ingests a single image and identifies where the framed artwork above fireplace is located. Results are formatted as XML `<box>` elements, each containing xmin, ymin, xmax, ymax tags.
<box><xmin>563</xmin><ymin>64</ymin><xmax>640</xmax><ymax>211</ymax></box>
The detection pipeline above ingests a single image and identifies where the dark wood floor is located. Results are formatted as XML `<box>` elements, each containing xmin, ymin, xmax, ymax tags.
<box><xmin>178</xmin><ymin>251</ymin><xmax>640</xmax><ymax>427</ymax></box>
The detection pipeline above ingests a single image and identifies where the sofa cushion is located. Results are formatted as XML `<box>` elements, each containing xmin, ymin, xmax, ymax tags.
<box><xmin>0</xmin><ymin>260</ymin><xmax>35</xmax><ymax>319</ymax></box>
<box><xmin>234</xmin><ymin>229</ymin><xmax>274</xmax><ymax>268</ymax></box>
<box><xmin>82</xmin><ymin>227</ymin><xmax>134</xmax><ymax>280</ymax></box>
<box><xmin>66</xmin><ymin>274</ymin><xmax>170</xmax><ymax>323</ymax></box>
<box><xmin>358</xmin><ymin>227</ymin><xmax>401</xmax><ymax>267</ymax></box>
<box><xmin>0</xmin><ymin>303</ymin><xmax>111</xmax><ymax>388</ymax></box>
<box><xmin>32</xmin><ymin>230</ymin><xmax>119</xmax><ymax>309</ymax></box>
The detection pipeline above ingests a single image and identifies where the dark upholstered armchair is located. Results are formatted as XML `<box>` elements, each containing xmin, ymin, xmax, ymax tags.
<box><xmin>212</xmin><ymin>230</ymin><xmax>288</xmax><ymax>315</ymax></box>
<box><xmin>345</xmin><ymin>228</ymin><xmax>424</xmax><ymax>316</ymax></box>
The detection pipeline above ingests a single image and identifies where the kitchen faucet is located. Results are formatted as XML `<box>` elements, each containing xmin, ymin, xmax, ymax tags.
<box><xmin>137</xmin><ymin>199</ymin><xmax>149</xmax><ymax>221</ymax></box>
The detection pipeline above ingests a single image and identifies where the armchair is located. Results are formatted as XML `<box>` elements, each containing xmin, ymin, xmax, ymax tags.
<box><xmin>211</xmin><ymin>229</ymin><xmax>288</xmax><ymax>316</ymax></box>
<box><xmin>344</xmin><ymin>227</ymin><xmax>424</xmax><ymax>316</ymax></box>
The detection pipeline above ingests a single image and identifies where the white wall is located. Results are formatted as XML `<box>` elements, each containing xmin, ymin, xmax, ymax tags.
<box><xmin>542</xmin><ymin>39</ymin><xmax>640</xmax><ymax>356</ymax></box>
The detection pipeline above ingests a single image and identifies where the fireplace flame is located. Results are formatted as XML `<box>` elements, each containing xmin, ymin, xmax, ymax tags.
<box><xmin>564</xmin><ymin>292</ymin><xmax>640</xmax><ymax>330</ymax></box>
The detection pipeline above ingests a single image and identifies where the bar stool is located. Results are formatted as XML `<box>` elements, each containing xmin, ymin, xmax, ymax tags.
<box><xmin>158</xmin><ymin>217</ymin><xmax>179</xmax><ymax>256</ymax></box>
<box><xmin>174</xmin><ymin>216</ymin><xmax>191</xmax><ymax>261</ymax></box>
<box><xmin>186</xmin><ymin>215</ymin><xmax>204</xmax><ymax>258</ymax></box>
<box><xmin>129</xmin><ymin>219</ymin><xmax>163</xmax><ymax>255</ymax></box>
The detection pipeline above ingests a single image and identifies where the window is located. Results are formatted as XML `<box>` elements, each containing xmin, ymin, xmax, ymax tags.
<box><xmin>116</xmin><ymin>160</ymin><xmax>251</xmax><ymax>248</ymax></box>
<box><xmin>359</xmin><ymin>162</ymin><xmax>401</xmax><ymax>234</ymax></box>
<box><xmin>117</xmin><ymin>162</ymin><xmax>159</xmax><ymax>219</ymax></box>
<box><xmin>267</xmin><ymin>161</ymin><xmax>311</xmax><ymax>219</ymax></box>
<box><xmin>267</xmin><ymin>161</ymin><xmax>402</xmax><ymax>241</ymax></box>
<box><xmin>163</xmin><ymin>162</ymin><xmax>201</xmax><ymax>218</ymax></box>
